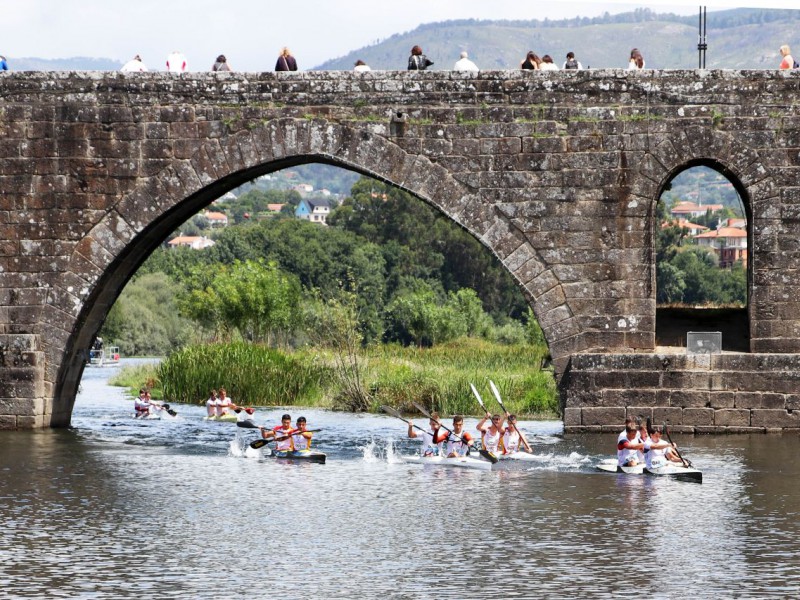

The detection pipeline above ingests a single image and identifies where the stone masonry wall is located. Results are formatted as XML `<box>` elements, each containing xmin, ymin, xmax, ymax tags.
<box><xmin>0</xmin><ymin>70</ymin><xmax>799</xmax><ymax>429</ymax></box>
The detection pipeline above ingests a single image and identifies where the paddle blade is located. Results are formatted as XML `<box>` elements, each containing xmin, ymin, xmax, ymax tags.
<box><xmin>470</xmin><ymin>384</ymin><xmax>487</xmax><ymax>410</ymax></box>
<box><xmin>412</xmin><ymin>401</ymin><xmax>432</xmax><ymax>419</ymax></box>
<box><xmin>380</xmin><ymin>405</ymin><xmax>402</xmax><ymax>419</ymax></box>
<box><xmin>236</xmin><ymin>420</ymin><xmax>260</xmax><ymax>429</ymax></box>
<box><xmin>249</xmin><ymin>439</ymin><xmax>269</xmax><ymax>449</ymax></box>
<box><xmin>166</xmin><ymin>409</ymin><xmax>178</xmax><ymax>417</ymax></box>
<box><xmin>479</xmin><ymin>449</ymin><xmax>499</xmax><ymax>464</ymax></box>
<box><xmin>489</xmin><ymin>380</ymin><xmax>504</xmax><ymax>407</ymax></box>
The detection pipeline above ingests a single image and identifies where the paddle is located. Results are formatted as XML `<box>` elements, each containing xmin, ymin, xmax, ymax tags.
<box><xmin>247</xmin><ymin>428</ymin><xmax>322</xmax><ymax>450</ymax></box>
<box><xmin>151</xmin><ymin>402</ymin><xmax>177</xmax><ymax>417</ymax></box>
<box><xmin>488</xmin><ymin>380</ymin><xmax>532</xmax><ymax>453</ymax></box>
<box><xmin>663</xmin><ymin>422</ymin><xmax>692</xmax><ymax>468</ymax></box>
<box><xmin>410</xmin><ymin>401</ymin><xmax>499</xmax><ymax>465</ymax></box>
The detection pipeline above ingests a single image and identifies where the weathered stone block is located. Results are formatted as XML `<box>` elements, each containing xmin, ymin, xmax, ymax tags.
<box><xmin>683</xmin><ymin>408</ymin><xmax>714</xmax><ymax>426</ymax></box>
<box><xmin>581</xmin><ymin>407</ymin><xmax>626</xmax><ymax>426</ymax></box>
<box><xmin>714</xmin><ymin>409</ymin><xmax>751</xmax><ymax>427</ymax></box>
<box><xmin>751</xmin><ymin>409</ymin><xmax>800</xmax><ymax>428</ymax></box>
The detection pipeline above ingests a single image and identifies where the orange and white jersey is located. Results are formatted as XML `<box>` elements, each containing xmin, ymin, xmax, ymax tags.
<box><xmin>444</xmin><ymin>430</ymin><xmax>472</xmax><ymax>456</ymax></box>
<box><xmin>291</xmin><ymin>431</ymin><xmax>312</xmax><ymax>451</ymax></box>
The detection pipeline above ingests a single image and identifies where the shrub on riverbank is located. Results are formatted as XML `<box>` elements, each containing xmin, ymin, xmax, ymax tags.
<box><xmin>112</xmin><ymin>338</ymin><xmax>558</xmax><ymax>417</ymax></box>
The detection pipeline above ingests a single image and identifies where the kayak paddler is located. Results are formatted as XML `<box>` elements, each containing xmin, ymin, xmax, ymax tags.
<box><xmin>476</xmin><ymin>411</ymin><xmax>506</xmax><ymax>455</ymax></box>
<box><xmin>407</xmin><ymin>411</ymin><xmax>447</xmax><ymax>456</ymax></box>
<box><xmin>290</xmin><ymin>416</ymin><xmax>313</xmax><ymax>451</ymax></box>
<box><xmin>442</xmin><ymin>415</ymin><xmax>475</xmax><ymax>457</ymax></box>
<box><xmin>261</xmin><ymin>413</ymin><xmax>296</xmax><ymax>452</ymax></box>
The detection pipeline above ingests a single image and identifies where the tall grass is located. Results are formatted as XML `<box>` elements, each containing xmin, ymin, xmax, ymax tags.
<box><xmin>156</xmin><ymin>342</ymin><xmax>328</xmax><ymax>405</ymax></box>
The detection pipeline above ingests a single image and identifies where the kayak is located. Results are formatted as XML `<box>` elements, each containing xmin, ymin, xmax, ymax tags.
<box><xmin>645</xmin><ymin>463</ymin><xmax>703</xmax><ymax>484</ymax></box>
<box><xmin>204</xmin><ymin>414</ymin><xmax>238</xmax><ymax>422</ymax></box>
<box><xmin>596</xmin><ymin>458</ymin><xmax>644</xmax><ymax>475</ymax></box>
<box><xmin>498</xmin><ymin>451</ymin><xmax>538</xmax><ymax>462</ymax></box>
<box><xmin>269</xmin><ymin>449</ymin><xmax>327</xmax><ymax>464</ymax></box>
<box><xmin>402</xmin><ymin>454</ymin><xmax>493</xmax><ymax>471</ymax></box>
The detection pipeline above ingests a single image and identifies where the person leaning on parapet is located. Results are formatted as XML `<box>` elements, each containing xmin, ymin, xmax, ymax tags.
<box><xmin>166</xmin><ymin>50</ymin><xmax>188</xmax><ymax>72</ymax></box>
<box><xmin>778</xmin><ymin>45</ymin><xmax>798</xmax><ymax>70</ymax></box>
<box><xmin>275</xmin><ymin>47</ymin><xmax>298</xmax><ymax>71</ymax></box>
<box><xmin>453</xmin><ymin>51</ymin><xmax>479</xmax><ymax>72</ymax></box>
<box><xmin>627</xmin><ymin>48</ymin><xmax>645</xmax><ymax>70</ymax></box>
<box><xmin>212</xmin><ymin>54</ymin><xmax>231</xmax><ymax>71</ymax></box>
<box><xmin>539</xmin><ymin>55</ymin><xmax>559</xmax><ymax>71</ymax></box>
<box><xmin>353</xmin><ymin>59</ymin><xmax>371</xmax><ymax>72</ymax></box>
<box><xmin>0</xmin><ymin>55</ymin><xmax>8</xmax><ymax>71</ymax></box>
<box><xmin>120</xmin><ymin>54</ymin><xmax>147</xmax><ymax>72</ymax></box>
<box><xmin>407</xmin><ymin>45</ymin><xmax>433</xmax><ymax>70</ymax></box>
<box><xmin>563</xmin><ymin>51</ymin><xmax>582</xmax><ymax>70</ymax></box>
<box><xmin>520</xmin><ymin>51</ymin><xmax>540</xmax><ymax>70</ymax></box>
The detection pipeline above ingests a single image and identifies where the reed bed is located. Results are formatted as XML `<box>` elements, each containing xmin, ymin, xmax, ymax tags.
<box><xmin>156</xmin><ymin>342</ymin><xmax>328</xmax><ymax>406</ymax></box>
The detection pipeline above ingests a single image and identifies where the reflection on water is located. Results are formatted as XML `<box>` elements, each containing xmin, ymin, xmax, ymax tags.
<box><xmin>1</xmin><ymin>360</ymin><xmax>799</xmax><ymax>598</ymax></box>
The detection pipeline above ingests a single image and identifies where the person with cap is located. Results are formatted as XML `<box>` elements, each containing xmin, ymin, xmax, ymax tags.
<box><xmin>453</xmin><ymin>51</ymin><xmax>479</xmax><ymax>72</ymax></box>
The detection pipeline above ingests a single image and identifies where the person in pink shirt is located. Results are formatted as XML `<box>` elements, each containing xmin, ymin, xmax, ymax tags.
<box><xmin>779</xmin><ymin>45</ymin><xmax>795</xmax><ymax>70</ymax></box>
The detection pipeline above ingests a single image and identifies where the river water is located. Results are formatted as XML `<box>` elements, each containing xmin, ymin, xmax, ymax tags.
<box><xmin>1</xmin><ymin>360</ymin><xmax>799</xmax><ymax>599</ymax></box>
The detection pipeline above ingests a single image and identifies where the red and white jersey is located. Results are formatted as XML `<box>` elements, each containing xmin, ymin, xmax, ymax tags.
<box><xmin>135</xmin><ymin>396</ymin><xmax>150</xmax><ymax>413</ymax></box>
<box><xmin>617</xmin><ymin>438</ymin><xmax>640</xmax><ymax>466</ymax></box>
<box><xmin>273</xmin><ymin>425</ymin><xmax>295</xmax><ymax>451</ymax></box>
<box><xmin>166</xmin><ymin>52</ymin><xmax>187</xmax><ymax>73</ymax></box>
<box><xmin>443</xmin><ymin>430</ymin><xmax>472</xmax><ymax>456</ymax></box>
<box><xmin>481</xmin><ymin>427</ymin><xmax>502</xmax><ymax>454</ymax></box>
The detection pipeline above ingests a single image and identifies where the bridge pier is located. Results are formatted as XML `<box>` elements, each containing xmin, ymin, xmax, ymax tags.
<box><xmin>0</xmin><ymin>335</ymin><xmax>48</xmax><ymax>429</ymax></box>
<box><xmin>562</xmin><ymin>352</ymin><xmax>800</xmax><ymax>432</ymax></box>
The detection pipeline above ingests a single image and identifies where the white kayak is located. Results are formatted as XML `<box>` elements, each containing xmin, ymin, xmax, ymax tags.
<box><xmin>645</xmin><ymin>463</ymin><xmax>703</xmax><ymax>484</ymax></box>
<box><xmin>402</xmin><ymin>454</ymin><xmax>493</xmax><ymax>471</ymax></box>
<box><xmin>596</xmin><ymin>458</ymin><xmax>644</xmax><ymax>475</ymax></box>
<box><xmin>498</xmin><ymin>451</ymin><xmax>538</xmax><ymax>462</ymax></box>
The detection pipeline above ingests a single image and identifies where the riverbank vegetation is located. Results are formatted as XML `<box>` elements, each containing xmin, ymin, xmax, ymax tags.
<box><xmin>104</xmin><ymin>175</ymin><xmax>558</xmax><ymax>417</ymax></box>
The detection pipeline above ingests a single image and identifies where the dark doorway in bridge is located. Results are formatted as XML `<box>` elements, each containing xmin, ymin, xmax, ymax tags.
<box><xmin>96</xmin><ymin>162</ymin><xmax>557</xmax><ymax>418</ymax></box>
<box><xmin>655</xmin><ymin>164</ymin><xmax>749</xmax><ymax>352</ymax></box>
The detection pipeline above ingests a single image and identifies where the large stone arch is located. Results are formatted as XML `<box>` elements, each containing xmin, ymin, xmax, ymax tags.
<box><xmin>43</xmin><ymin>117</ymin><xmax>556</xmax><ymax>425</ymax></box>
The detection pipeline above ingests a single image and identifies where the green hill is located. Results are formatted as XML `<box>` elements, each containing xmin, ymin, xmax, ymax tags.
<box><xmin>315</xmin><ymin>8</ymin><xmax>800</xmax><ymax>71</ymax></box>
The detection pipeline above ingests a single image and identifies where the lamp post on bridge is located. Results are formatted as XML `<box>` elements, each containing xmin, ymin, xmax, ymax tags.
<box><xmin>698</xmin><ymin>5</ymin><xmax>708</xmax><ymax>69</ymax></box>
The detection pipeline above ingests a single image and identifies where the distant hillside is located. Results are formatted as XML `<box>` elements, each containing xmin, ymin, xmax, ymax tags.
<box><xmin>8</xmin><ymin>57</ymin><xmax>122</xmax><ymax>71</ymax></box>
<box><xmin>315</xmin><ymin>7</ymin><xmax>800</xmax><ymax>71</ymax></box>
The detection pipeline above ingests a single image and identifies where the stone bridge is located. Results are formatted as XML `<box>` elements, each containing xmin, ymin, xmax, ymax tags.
<box><xmin>2</xmin><ymin>70</ymin><xmax>800</xmax><ymax>432</ymax></box>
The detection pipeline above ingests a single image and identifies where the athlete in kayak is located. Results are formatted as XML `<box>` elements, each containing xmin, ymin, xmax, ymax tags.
<box><xmin>407</xmin><ymin>411</ymin><xmax>447</xmax><ymax>456</ymax></box>
<box><xmin>261</xmin><ymin>414</ymin><xmax>296</xmax><ymax>452</ymax></box>
<box><xmin>442</xmin><ymin>415</ymin><xmax>475</xmax><ymax>457</ymax></box>
<box><xmin>217</xmin><ymin>388</ymin><xmax>234</xmax><ymax>417</ymax></box>
<box><xmin>206</xmin><ymin>389</ymin><xmax>218</xmax><ymax>417</ymax></box>
<box><xmin>643</xmin><ymin>423</ymin><xmax>682</xmax><ymax>469</ymax></box>
<box><xmin>134</xmin><ymin>388</ymin><xmax>152</xmax><ymax>418</ymax></box>
<box><xmin>290</xmin><ymin>416</ymin><xmax>313</xmax><ymax>451</ymax></box>
<box><xmin>476</xmin><ymin>412</ymin><xmax>506</xmax><ymax>455</ymax></box>
<box><xmin>617</xmin><ymin>423</ymin><xmax>645</xmax><ymax>467</ymax></box>
<box><xmin>501</xmin><ymin>414</ymin><xmax>532</xmax><ymax>455</ymax></box>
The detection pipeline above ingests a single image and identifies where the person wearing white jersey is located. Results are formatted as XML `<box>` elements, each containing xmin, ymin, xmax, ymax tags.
<box><xmin>216</xmin><ymin>388</ymin><xmax>233</xmax><ymax>417</ymax></box>
<box><xmin>442</xmin><ymin>415</ymin><xmax>475</xmax><ymax>457</ymax></box>
<box><xmin>617</xmin><ymin>423</ymin><xmax>645</xmax><ymax>467</ymax></box>
<box><xmin>407</xmin><ymin>411</ymin><xmax>446</xmax><ymax>456</ymax></box>
<box><xmin>476</xmin><ymin>412</ymin><xmax>506</xmax><ymax>455</ymax></box>
<box><xmin>501</xmin><ymin>414</ymin><xmax>532</xmax><ymax>455</ymax></box>
<box><xmin>453</xmin><ymin>51</ymin><xmax>479</xmax><ymax>72</ymax></box>
<box><xmin>134</xmin><ymin>388</ymin><xmax>152</xmax><ymax>418</ymax></box>
<box><xmin>206</xmin><ymin>389</ymin><xmax>218</xmax><ymax>417</ymax></box>
<box><xmin>166</xmin><ymin>51</ymin><xmax>187</xmax><ymax>73</ymax></box>
<box><xmin>291</xmin><ymin>416</ymin><xmax>313</xmax><ymax>451</ymax></box>
<box><xmin>643</xmin><ymin>424</ymin><xmax>682</xmax><ymax>469</ymax></box>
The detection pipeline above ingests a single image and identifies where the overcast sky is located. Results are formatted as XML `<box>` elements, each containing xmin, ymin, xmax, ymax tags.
<box><xmin>1</xmin><ymin>0</ymin><xmax>795</xmax><ymax>71</ymax></box>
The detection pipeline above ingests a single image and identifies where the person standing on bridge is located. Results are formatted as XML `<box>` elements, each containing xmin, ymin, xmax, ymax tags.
<box><xmin>275</xmin><ymin>47</ymin><xmax>298</xmax><ymax>71</ymax></box>
<box><xmin>407</xmin><ymin>46</ymin><xmax>433</xmax><ymax>71</ymax></box>
<box><xmin>453</xmin><ymin>51</ymin><xmax>479</xmax><ymax>72</ymax></box>
<box><xmin>166</xmin><ymin>50</ymin><xmax>188</xmax><ymax>73</ymax></box>
<box><xmin>0</xmin><ymin>56</ymin><xmax>9</xmax><ymax>71</ymax></box>
<box><xmin>121</xmin><ymin>55</ymin><xmax>147</xmax><ymax>72</ymax></box>
<box><xmin>779</xmin><ymin>45</ymin><xmax>796</xmax><ymax>70</ymax></box>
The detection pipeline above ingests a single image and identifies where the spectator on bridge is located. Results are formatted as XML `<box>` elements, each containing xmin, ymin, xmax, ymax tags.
<box><xmin>628</xmin><ymin>48</ymin><xmax>645</xmax><ymax>70</ymax></box>
<box><xmin>453</xmin><ymin>51</ymin><xmax>479</xmax><ymax>72</ymax></box>
<box><xmin>520</xmin><ymin>51</ymin><xmax>541</xmax><ymax>70</ymax></box>
<box><xmin>539</xmin><ymin>55</ymin><xmax>559</xmax><ymax>71</ymax></box>
<box><xmin>779</xmin><ymin>45</ymin><xmax>796</xmax><ymax>70</ymax></box>
<box><xmin>120</xmin><ymin>55</ymin><xmax>147</xmax><ymax>72</ymax></box>
<box><xmin>275</xmin><ymin>47</ymin><xmax>298</xmax><ymax>71</ymax></box>
<box><xmin>407</xmin><ymin>45</ymin><xmax>433</xmax><ymax>71</ymax></box>
<box><xmin>212</xmin><ymin>54</ymin><xmax>231</xmax><ymax>72</ymax></box>
<box><xmin>563</xmin><ymin>51</ymin><xmax>582</xmax><ymax>70</ymax></box>
<box><xmin>166</xmin><ymin>51</ymin><xmax>188</xmax><ymax>73</ymax></box>
<box><xmin>353</xmin><ymin>59</ymin><xmax>371</xmax><ymax>72</ymax></box>
<box><xmin>0</xmin><ymin>56</ymin><xmax>8</xmax><ymax>71</ymax></box>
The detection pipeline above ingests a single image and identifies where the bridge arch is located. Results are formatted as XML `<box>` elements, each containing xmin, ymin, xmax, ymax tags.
<box><xmin>45</xmin><ymin>118</ymin><xmax>554</xmax><ymax>424</ymax></box>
